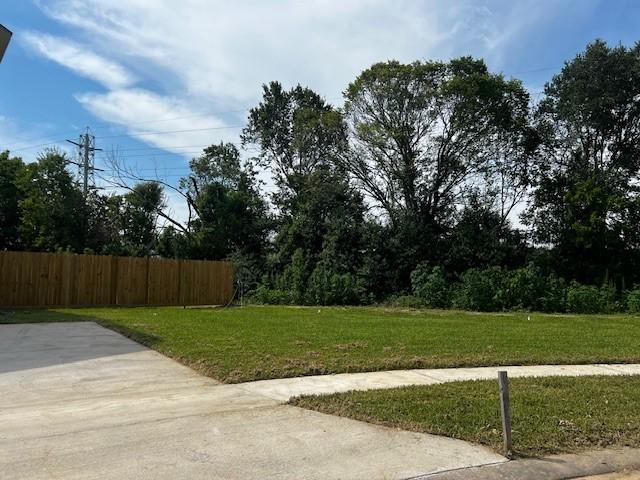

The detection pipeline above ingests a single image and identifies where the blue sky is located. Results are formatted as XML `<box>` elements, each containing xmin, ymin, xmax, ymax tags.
<box><xmin>1</xmin><ymin>0</ymin><xmax>639</xmax><ymax>216</ymax></box>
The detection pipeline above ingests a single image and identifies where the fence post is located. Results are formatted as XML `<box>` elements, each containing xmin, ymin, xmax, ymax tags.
<box><xmin>498</xmin><ymin>371</ymin><xmax>513</xmax><ymax>458</ymax></box>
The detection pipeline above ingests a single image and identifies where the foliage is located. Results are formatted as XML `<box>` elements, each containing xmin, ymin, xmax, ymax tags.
<box><xmin>526</xmin><ymin>40</ymin><xmax>640</xmax><ymax>286</ymax></box>
<box><xmin>249</xmin><ymin>285</ymin><xmax>294</xmax><ymax>305</ymax></box>
<box><xmin>162</xmin><ymin>142</ymin><xmax>271</xmax><ymax>265</ymax></box>
<box><xmin>444</xmin><ymin>198</ymin><xmax>528</xmax><ymax>275</ymax></box>
<box><xmin>628</xmin><ymin>288</ymin><xmax>640</xmax><ymax>314</ymax></box>
<box><xmin>242</xmin><ymin>81</ymin><xmax>347</xmax><ymax>204</ymax></box>
<box><xmin>565</xmin><ymin>282</ymin><xmax>622</xmax><ymax>314</ymax></box>
<box><xmin>306</xmin><ymin>263</ymin><xmax>364</xmax><ymax>306</ymax></box>
<box><xmin>385</xmin><ymin>295</ymin><xmax>426</xmax><ymax>309</ymax></box>
<box><xmin>0</xmin><ymin>151</ymin><xmax>25</xmax><ymax>250</ymax></box>
<box><xmin>119</xmin><ymin>182</ymin><xmax>164</xmax><ymax>256</ymax></box>
<box><xmin>452</xmin><ymin>267</ymin><xmax>507</xmax><ymax>312</ymax></box>
<box><xmin>411</xmin><ymin>265</ymin><xmax>449</xmax><ymax>308</ymax></box>
<box><xmin>1</xmin><ymin>40</ymin><xmax>639</xmax><ymax>314</ymax></box>
<box><xmin>16</xmin><ymin>150</ymin><xmax>86</xmax><ymax>252</ymax></box>
<box><xmin>340</xmin><ymin>58</ymin><xmax>534</xmax><ymax>283</ymax></box>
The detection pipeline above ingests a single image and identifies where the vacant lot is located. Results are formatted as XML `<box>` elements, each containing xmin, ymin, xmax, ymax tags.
<box><xmin>291</xmin><ymin>375</ymin><xmax>640</xmax><ymax>457</ymax></box>
<box><xmin>2</xmin><ymin>306</ymin><xmax>639</xmax><ymax>382</ymax></box>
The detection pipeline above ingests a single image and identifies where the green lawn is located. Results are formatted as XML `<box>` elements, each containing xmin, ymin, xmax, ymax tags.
<box><xmin>290</xmin><ymin>375</ymin><xmax>640</xmax><ymax>457</ymax></box>
<box><xmin>2</xmin><ymin>306</ymin><xmax>639</xmax><ymax>383</ymax></box>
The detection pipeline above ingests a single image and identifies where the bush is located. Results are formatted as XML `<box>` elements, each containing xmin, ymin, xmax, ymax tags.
<box><xmin>385</xmin><ymin>294</ymin><xmax>426</xmax><ymax>308</ymax></box>
<box><xmin>627</xmin><ymin>288</ymin><xmax>640</xmax><ymax>313</ymax></box>
<box><xmin>411</xmin><ymin>265</ymin><xmax>450</xmax><ymax>308</ymax></box>
<box><xmin>599</xmin><ymin>284</ymin><xmax>620</xmax><ymax>313</ymax></box>
<box><xmin>566</xmin><ymin>282</ymin><xmax>603</xmax><ymax>313</ymax></box>
<box><xmin>565</xmin><ymin>282</ymin><xmax>627</xmax><ymax>314</ymax></box>
<box><xmin>538</xmin><ymin>274</ymin><xmax>567</xmax><ymax>313</ymax></box>
<box><xmin>453</xmin><ymin>267</ymin><xmax>507</xmax><ymax>312</ymax></box>
<box><xmin>249</xmin><ymin>284</ymin><xmax>294</xmax><ymax>305</ymax></box>
<box><xmin>306</xmin><ymin>264</ymin><xmax>364</xmax><ymax>305</ymax></box>
<box><xmin>503</xmin><ymin>263</ymin><xmax>547</xmax><ymax>311</ymax></box>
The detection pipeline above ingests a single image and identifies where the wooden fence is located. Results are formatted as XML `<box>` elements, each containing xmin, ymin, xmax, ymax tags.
<box><xmin>0</xmin><ymin>251</ymin><xmax>235</xmax><ymax>307</ymax></box>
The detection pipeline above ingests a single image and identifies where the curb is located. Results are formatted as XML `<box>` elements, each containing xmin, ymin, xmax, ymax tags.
<box><xmin>410</xmin><ymin>448</ymin><xmax>640</xmax><ymax>480</ymax></box>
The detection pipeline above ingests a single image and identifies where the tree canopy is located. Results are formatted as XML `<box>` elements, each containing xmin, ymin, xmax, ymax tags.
<box><xmin>2</xmin><ymin>39</ymin><xmax>639</xmax><ymax>311</ymax></box>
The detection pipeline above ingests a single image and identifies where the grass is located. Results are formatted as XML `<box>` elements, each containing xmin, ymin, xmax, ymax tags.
<box><xmin>290</xmin><ymin>375</ymin><xmax>640</xmax><ymax>457</ymax></box>
<box><xmin>1</xmin><ymin>305</ymin><xmax>639</xmax><ymax>383</ymax></box>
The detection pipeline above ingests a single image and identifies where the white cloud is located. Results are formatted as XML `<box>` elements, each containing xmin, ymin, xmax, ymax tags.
<box><xmin>30</xmin><ymin>0</ymin><xmax>580</xmax><ymax>158</ymax></box>
<box><xmin>21</xmin><ymin>32</ymin><xmax>135</xmax><ymax>89</ymax></box>
<box><xmin>37</xmin><ymin>0</ymin><xmax>474</xmax><ymax>105</ymax></box>
<box><xmin>75</xmin><ymin>89</ymin><xmax>239</xmax><ymax>157</ymax></box>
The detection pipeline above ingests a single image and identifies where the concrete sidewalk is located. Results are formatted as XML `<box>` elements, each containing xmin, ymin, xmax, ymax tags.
<box><xmin>239</xmin><ymin>363</ymin><xmax>640</xmax><ymax>402</ymax></box>
<box><xmin>2</xmin><ymin>322</ymin><xmax>639</xmax><ymax>480</ymax></box>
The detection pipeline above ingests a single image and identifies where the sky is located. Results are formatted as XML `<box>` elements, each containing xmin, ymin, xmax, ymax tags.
<box><xmin>1</xmin><ymin>0</ymin><xmax>640</xmax><ymax>219</ymax></box>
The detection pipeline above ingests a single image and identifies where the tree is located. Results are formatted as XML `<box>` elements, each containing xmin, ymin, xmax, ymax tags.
<box><xmin>158</xmin><ymin>143</ymin><xmax>271</xmax><ymax>269</ymax></box>
<box><xmin>119</xmin><ymin>181</ymin><xmax>164</xmax><ymax>256</ymax></box>
<box><xmin>241</xmin><ymin>81</ymin><xmax>347</xmax><ymax>208</ymax></box>
<box><xmin>0</xmin><ymin>151</ymin><xmax>25</xmax><ymax>250</ymax></box>
<box><xmin>340</xmin><ymin>58</ymin><xmax>533</xmax><ymax>285</ymax></box>
<box><xmin>274</xmin><ymin>168</ymin><xmax>367</xmax><ymax>272</ymax></box>
<box><xmin>444</xmin><ymin>196</ymin><xmax>528</xmax><ymax>276</ymax></box>
<box><xmin>342</xmin><ymin>58</ymin><xmax>533</xmax><ymax>230</ymax></box>
<box><xmin>17</xmin><ymin>150</ymin><xmax>85</xmax><ymax>252</ymax></box>
<box><xmin>83</xmin><ymin>191</ymin><xmax>124</xmax><ymax>254</ymax></box>
<box><xmin>242</xmin><ymin>83</ymin><xmax>370</xmax><ymax>299</ymax></box>
<box><xmin>526</xmin><ymin>40</ymin><xmax>640</xmax><ymax>285</ymax></box>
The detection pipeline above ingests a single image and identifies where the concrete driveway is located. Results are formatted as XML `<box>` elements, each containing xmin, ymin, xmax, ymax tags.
<box><xmin>0</xmin><ymin>322</ymin><xmax>504</xmax><ymax>480</ymax></box>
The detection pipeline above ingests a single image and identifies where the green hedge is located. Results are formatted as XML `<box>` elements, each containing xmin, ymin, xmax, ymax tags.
<box><xmin>251</xmin><ymin>264</ymin><xmax>636</xmax><ymax>314</ymax></box>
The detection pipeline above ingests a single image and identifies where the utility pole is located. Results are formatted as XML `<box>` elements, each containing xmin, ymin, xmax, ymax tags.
<box><xmin>67</xmin><ymin>127</ymin><xmax>103</xmax><ymax>198</ymax></box>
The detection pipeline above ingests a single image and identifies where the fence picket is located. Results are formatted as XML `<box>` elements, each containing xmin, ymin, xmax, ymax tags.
<box><xmin>0</xmin><ymin>251</ymin><xmax>234</xmax><ymax>308</ymax></box>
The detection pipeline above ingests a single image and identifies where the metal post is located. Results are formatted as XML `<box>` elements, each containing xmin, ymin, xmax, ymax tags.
<box><xmin>498</xmin><ymin>371</ymin><xmax>513</xmax><ymax>458</ymax></box>
<box><xmin>82</xmin><ymin>132</ymin><xmax>90</xmax><ymax>198</ymax></box>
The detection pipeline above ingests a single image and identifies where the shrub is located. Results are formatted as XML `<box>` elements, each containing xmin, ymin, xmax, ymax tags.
<box><xmin>503</xmin><ymin>263</ymin><xmax>546</xmax><ymax>311</ymax></box>
<box><xmin>411</xmin><ymin>265</ymin><xmax>450</xmax><ymax>308</ymax></box>
<box><xmin>598</xmin><ymin>283</ymin><xmax>620</xmax><ymax>313</ymax></box>
<box><xmin>386</xmin><ymin>294</ymin><xmax>426</xmax><ymax>308</ymax></box>
<box><xmin>284</xmin><ymin>248</ymin><xmax>311</xmax><ymax>305</ymax></box>
<box><xmin>566</xmin><ymin>282</ymin><xmax>603</xmax><ymax>314</ymax></box>
<box><xmin>249</xmin><ymin>284</ymin><xmax>294</xmax><ymax>305</ymax></box>
<box><xmin>453</xmin><ymin>267</ymin><xmax>507</xmax><ymax>312</ymax></box>
<box><xmin>627</xmin><ymin>288</ymin><xmax>640</xmax><ymax>313</ymax></box>
<box><xmin>306</xmin><ymin>263</ymin><xmax>366</xmax><ymax>305</ymax></box>
<box><xmin>538</xmin><ymin>274</ymin><xmax>567</xmax><ymax>313</ymax></box>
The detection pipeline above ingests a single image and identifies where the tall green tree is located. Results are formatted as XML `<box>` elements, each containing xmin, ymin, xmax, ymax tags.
<box><xmin>17</xmin><ymin>150</ymin><xmax>85</xmax><ymax>252</ymax></box>
<box><xmin>160</xmin><ymin>142</ymin><xmax>270</xmax><ymax>272</ymax></box>
<box><xmin>0</xmin><ymin>151</ymin><xmax>25</xmax><ymax>250</ymax></box>
<box><xmin>444</xmin><ymin>196</ymin><xmax>528</xmax><ymax>276</ymax></box>
<box><xmin>526</xmin><ymin>40</ymin><xmax>640</xmax><ymax>285</ymax></box>
<box><xmin>119</xmin><ymin>181</ymin><xmax>164</xmax><ymax>256</ymax></box>
<box><xmin>343</xmin><ymin>58</ymin><xmax>533</xmax><ymax>230</ymax></box>
<box><xmin>241</xmin><ymin>81</ymin><xmax>347</xmax><ymax>210</ymax></box>
<box><xmin>341</xmin><ymin>58</ymin><xmax>533</xmax><ymax>284</ymax></box>
<box><xmin>242</xmin><ymin>82</ymin><xmax>368</xmax><ymax>298</ymax></box>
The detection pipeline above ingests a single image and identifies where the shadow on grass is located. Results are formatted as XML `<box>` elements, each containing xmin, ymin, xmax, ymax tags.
<box><xmin>0</xmin><ymin>309</ymin><xmax>164</xmax><ymax>374</ymax></box>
